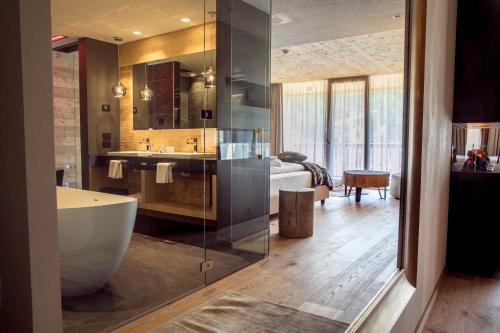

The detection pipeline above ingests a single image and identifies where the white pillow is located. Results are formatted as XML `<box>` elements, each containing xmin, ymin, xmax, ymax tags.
<box><xmin>271</xmin><ymin>158</ymin><xmax>282</xmax><ymax>167</ymax></box>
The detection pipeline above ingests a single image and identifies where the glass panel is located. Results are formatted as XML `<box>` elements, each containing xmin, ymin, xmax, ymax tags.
<box><xmin>368</xmin><ymin>73</ymin><xmax>404</xmax><ymax>174</ymax></box>
<box><xmin>328</xmin><ymin>79</ymin><xmax>366</xmax><ymax>177</ymax></box>
<box><xmin>206</xmin><ymin>0</ymin><xmax>271</xmax><ymax>285</ymax></box>
<box><xmin>55</xmin><ymin>1</ymin><xmax>210</xmax><ymax>332</ymax></box>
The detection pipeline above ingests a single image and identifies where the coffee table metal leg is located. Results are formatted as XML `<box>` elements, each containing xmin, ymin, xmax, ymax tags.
<box><xmin>355</xmin><ymin>187</ymin><xmax>362</xmax><ymax>202</ymax></box>
<box><xmin>348</xmin><ymin>187</ymin><xmax>352</xmax><ymax>197</ymax></box>
<box><xmin>384</xmin><ymin>187</ymin><xmax>387</xmax><ymax>199</ymax></box>
<box><xmin>377</xmin><ymin>188</ymin><xmax>383</xmax><ymax>199</ymax></box>
<box><xmin>345</xmin><ymin>185</ymin><xmax>347</xmax><ymax>196</ymax></box>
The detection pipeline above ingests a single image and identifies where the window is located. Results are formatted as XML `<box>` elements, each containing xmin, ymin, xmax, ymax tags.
<box><xmin>282</xmin><ymin>74</ymin><xmax>404</xmax><ymax>178</ymax></box>
<box><xmin>329</xmin><ymin>79</ymin><xmax>366</xmax><ymax>177</ymax></box>
<box><xmin>282</xmin><ymin>81</ymin><xmax>328</xmax><ymax>165</ymax></box>
<box><xmin>369</xmin><ymin>73</ymin><xmax>404</xmax><ymax>174</ymax></box>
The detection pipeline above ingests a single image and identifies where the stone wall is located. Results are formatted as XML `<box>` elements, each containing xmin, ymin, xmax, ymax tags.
<box><xmin>52</xmin><ymin>51</ymin><xmax>81</xmax><ymax>187</ymax></box>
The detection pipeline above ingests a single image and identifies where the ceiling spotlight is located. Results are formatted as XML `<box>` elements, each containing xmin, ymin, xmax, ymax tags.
<box><xmin>189</xmin><ymin>73</ymin><xmax>197</xmax><ymax>77</ymax></box>
<box><xmin>113</xmin><ymin>36</ymin><xmax>123</xmax><ymax>42</ymax></box>
<box><xmin>392</xmin><ymin>13</ymin><xmax>403</xmax><ymax>19</ymax></box>
<box><xmin>282</xmin><ymin>49</ymin><xmax>290</xmax><ymax>55</ymax></box>
<box><xmin>132</xmin><ymin>31</ymin><xmax>142</xmax><ymax>35</ymax></box>
<box><xmin>180</xmin><ymin>18</ymin><xmax>191</xmax><ymax>23</ymax></box>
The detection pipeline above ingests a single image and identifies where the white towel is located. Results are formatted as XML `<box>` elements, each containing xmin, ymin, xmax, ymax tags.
<box><xmin>108</xmin><ymin>160</ymin><xmax>123</xmax><ymax>179</ymax></box>
<box><xmin>156</xmin><ymin>163</ymin><xmax>174</xmax><ymax>184</ymax></box>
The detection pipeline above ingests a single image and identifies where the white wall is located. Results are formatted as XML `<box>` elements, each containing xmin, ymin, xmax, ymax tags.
<box><xmin>391</xmin><ymin>0</ymin><xmax>457</xmax><ymax>331</ymax></box>
<box><xmin>0</xmin><ymin>0</ymin><xmax>62</xmax><ymax>331</ymax></box>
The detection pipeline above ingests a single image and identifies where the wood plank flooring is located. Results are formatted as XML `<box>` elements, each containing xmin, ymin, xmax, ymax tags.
<box><xmin>423</xmin><ymin>273</ymin><xmax>500</xmax><ymax>333</ymax></box>
<box><xmin>114</xmin><ymin>190</ymin><xmax>400</xmax><ymax>333</ymax></box>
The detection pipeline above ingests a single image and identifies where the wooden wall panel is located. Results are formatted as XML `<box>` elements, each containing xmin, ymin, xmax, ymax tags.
<box><xmin>119</xmin><ymin>23</ymin><xmax>215</xmax><ymax>67</ymax></box>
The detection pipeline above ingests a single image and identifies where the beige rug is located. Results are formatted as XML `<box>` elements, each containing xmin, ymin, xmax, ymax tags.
<box><xmin>149</xmin><ymin>292</ymin><xmax>349</xmax><ymax>333</ymax></box>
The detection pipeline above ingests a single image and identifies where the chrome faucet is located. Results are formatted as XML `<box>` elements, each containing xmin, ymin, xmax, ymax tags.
<box><xmin>140</xmin><ymin>138</ymin><xmax>152</xmax><ymax>152</ymax></box>
<box><xmin>186</xmin><ymin>137</ymin><xmax>199</xmax><ymax>153</ymax></box>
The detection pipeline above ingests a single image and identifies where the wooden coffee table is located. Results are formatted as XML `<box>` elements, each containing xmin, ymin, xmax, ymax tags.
<box><xmin>342</xmin><ymin>170</ymin><xmax>390</xmax><ymax>203</ymax></box>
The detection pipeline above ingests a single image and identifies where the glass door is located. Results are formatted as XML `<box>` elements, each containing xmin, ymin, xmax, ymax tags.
<box><xmin>205</xmin><ymin>0</ymin><xmax>271</xmax><ymax>285</ymax></box>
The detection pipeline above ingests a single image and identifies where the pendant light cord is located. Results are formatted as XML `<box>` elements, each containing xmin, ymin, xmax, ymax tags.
<box><xmin>117</xmin><ymin>43</ymin><xmax>120</xmax><ymax>82</ymax></box>
<box><xmin>210</xmin><ymin>12</ymin><xmax>214</xmax><ymax>67</ymax></box>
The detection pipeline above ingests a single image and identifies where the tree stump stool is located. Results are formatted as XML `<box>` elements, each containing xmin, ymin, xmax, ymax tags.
<box><xmin>279</xmin><ymin>188</ymin><xmax>314</xmax><ymax>238</ymax></box>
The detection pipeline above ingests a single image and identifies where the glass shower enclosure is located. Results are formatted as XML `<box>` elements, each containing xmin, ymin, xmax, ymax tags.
<box><xmin>209</xmin><ymin>0</ymin><xmax>271</xmax><ymax>283</ymax></box>
<box><xmin>56</xmin><ymin>0</ymin><xmax>270</xmax><ymax>331</ymax></box>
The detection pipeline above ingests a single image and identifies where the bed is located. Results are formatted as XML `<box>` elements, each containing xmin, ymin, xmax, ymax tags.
<box><xmin>270</xmin><ymin>162</ymin><xmax>330</xmax><ymax>215</ymax></box>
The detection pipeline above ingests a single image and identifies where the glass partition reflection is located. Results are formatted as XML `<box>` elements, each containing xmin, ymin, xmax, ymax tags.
<box><xmin>451</xmin><ymin>123</ymin><xmax>500</xmax><ymax>173</ymax></box>
<box><xmin>132</xmin><ymin>51</ymin><xmax>217</xmax><ymax>130</ymax></box>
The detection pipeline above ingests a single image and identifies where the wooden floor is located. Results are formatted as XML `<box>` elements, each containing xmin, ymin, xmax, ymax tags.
<box><xmin>114</xmin><ymin>190</ymin><xmax>400</xmax><ymax>333</ymax></box>
<box><xmin>424</xmin><ymin>273</ymin><xmax>500</xmax><ymax>333</ymax></box>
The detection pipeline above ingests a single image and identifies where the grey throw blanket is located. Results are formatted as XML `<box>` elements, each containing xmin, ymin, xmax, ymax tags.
<box><xmin>298</xmin><ymin>162</ymin><xmax>334</xmax><ymax>190</ymax></box>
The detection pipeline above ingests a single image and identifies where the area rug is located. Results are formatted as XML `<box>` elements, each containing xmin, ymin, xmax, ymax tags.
<box><xmin>149</xmin><ymin>291</ymin><xmax>348</xmax><ymax>333</ymax></box>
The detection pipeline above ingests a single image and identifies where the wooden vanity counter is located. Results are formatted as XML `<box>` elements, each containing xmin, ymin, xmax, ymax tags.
<box><xmin>89</xmin><ymin>155</ymin><xmax>217</xmax><ymax>222</ymax></box>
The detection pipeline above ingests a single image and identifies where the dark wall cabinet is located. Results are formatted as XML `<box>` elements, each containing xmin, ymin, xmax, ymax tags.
<box><xmin>448</xmin><ymin>1</ymin><xmax>500</xmax><ymax>278</ymax></box>
<box><xmin>453</xmin><ymin>0</ymin><xmax>500</xmax><ymax>123</ymax></box>
<box><xmin>215</xmin><ymin>0</ymin><xmax>271</xmax><ymax>243</ymax></box>
<box><xmin>79</xmin><ymin>38</ymin><xmax>120</xmax><ymax>188</ymax></box>
<box><xmin>447</xmin><ymin>172</ymin><xmax>500</xmax><ymax>278</ymax></box>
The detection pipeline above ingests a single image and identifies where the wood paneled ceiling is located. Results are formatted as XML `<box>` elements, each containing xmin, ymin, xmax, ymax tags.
<box><xmin>271</xmin><ymin>0</ymin><xmax>406</xmax><ymax>83</ymax></box>
<box><xmin>272</xmin><ymin>0</ymin><xmax>406</xmax><ymax>48</ymax></box>
<box><xmin>272</xmin><ymin>29</ymin><xmax>405</xmax><ymax>83</ymax></box>
<box><xmin>52</xmin><ymin>0</ymin><xmax>405</xmax><ymax>84</ymax></box>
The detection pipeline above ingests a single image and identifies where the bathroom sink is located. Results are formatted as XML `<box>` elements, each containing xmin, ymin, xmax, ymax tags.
<box><xmin>107</xmin><ymin>151</ymin><xmax>216</xmax><ymax>159</ymax></box>
<box><xmin>152</xmin><ymin>152</ymin><xmax>216</xmax><ymax>159</ymax></box>
<box><xmin>107</xmin><ymin>151</ymin><xmax>154</xmax><ymax>157</ymax></box>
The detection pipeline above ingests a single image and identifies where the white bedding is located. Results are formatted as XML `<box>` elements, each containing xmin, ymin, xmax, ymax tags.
<box><xmin>270</xmin><ymin>162</ymin><xmax>305</xmax><ymax>175</ymax></box>
<box><xmin>269</xmin><ymin>170</ymin><xmax>313</xmax><ymax>214</ymax></box>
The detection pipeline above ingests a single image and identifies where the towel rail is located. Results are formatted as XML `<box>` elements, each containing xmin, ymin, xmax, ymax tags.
<box><xmin>108</xmin><ymin>159</ymin><xmax>178</xmax><ymax>169</ymax></box>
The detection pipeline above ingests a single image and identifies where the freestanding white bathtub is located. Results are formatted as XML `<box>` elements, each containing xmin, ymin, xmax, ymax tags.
<box><xmin>56</xmin><ymin>187</ymin><xmax>138</xmax><ymax>297</ymax></box>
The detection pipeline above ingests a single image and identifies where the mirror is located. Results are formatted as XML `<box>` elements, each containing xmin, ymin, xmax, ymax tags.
<box><xmin>132</xmin><ymin>50</ymin><xmax>216</xmax><ymax>130</ymax></box>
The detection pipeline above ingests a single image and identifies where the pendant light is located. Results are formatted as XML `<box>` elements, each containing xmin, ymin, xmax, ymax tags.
<box><xmin>204</xmin><ymin>11</ymin><xmax>216</xmax><ymax>88</ymax></box>
<box><xmin>139</xmin><ymin>63</ymin><xmax>153</xmax><ymax>101</ymax></box>
<box><xmin>112</xmin><ymin>37</ymin><xmax>127</xmax><ymax>98</ymax></box>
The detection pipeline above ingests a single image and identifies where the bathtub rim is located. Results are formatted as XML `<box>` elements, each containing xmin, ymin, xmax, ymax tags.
<box><xmin>56</xmin><ymin>186</ymin><xmax>137</xmax><ymax>210</ymax></box>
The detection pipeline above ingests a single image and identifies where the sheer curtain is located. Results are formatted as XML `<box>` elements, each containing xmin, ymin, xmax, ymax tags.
<box><xmin>368</xmin><ymin>73</ymin><xmax>404</xmax><ymax>174</ymax></box>
<box><xmin>282</xmin><ymin>81</ymin><xmax>328</xmax><ymax>165</ymax></box>
<box><xmin>328</xmin><ymin>79</ymin><xmax>366</xmax><ymax>177</ymax></box>
<box><xmin>270</xmin><ymin>84</ymin><xmax>283</xmax><ymax>155</ymax></box>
